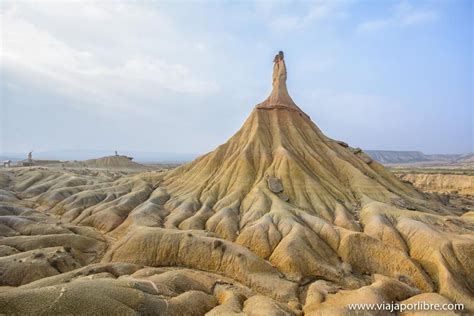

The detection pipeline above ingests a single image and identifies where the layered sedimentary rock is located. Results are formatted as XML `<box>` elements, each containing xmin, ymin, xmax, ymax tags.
<box><xmin>396</xmin><ymin>173</ymin><xmax>473</xmax><ymax>196</ymax></box>
<box><xmin>0</xmin><ymin>53</ymin><xmax>472</xmax><ymax>315</ymax></box>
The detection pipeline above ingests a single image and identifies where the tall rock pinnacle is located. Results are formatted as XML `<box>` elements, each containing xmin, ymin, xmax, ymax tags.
<box><xmin>257</xmin><ymin>51</ymin><xmax>305</xmax><ymax>116</ymax></box>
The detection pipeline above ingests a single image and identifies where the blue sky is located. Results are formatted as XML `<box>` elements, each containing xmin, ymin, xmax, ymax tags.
<box><xmin>1</xmin><ymin>0</ymin><xmax>472</xmax><ymax>156</ymax></box>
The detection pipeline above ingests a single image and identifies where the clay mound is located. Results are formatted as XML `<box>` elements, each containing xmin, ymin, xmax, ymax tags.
<box><xmin>0</xmin><ymin>263</ymin><xmax>299</xmax><ymax>315</ymax></box>
<box><xmin>0</xmin><ymin>53</ymin><xmax>473</xmax><ymax>314</ymax></box>
<box><xmin>62</xmin><ymin>155</ymin><xmax>148</xmax><ymax>170</ymax></box>
<box><xmin>0</xmin><ymin>197</ymin><xmax>106</xmax><ymax>287</ymax></box>
<box><xmin>160</xmin><ymin>52</ymin><xmax>456</xmax><ymax>242</ymax></box>
<box><xmin>82</xmin><ymin>155</ymin><xmax>146</xmax><ymax>169</ymax></box>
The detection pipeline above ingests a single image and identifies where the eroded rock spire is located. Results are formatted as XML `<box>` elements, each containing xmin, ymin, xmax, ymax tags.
<box><xmin>272</xmin><ymin>51</ymin><xmax>286</xmax><ymax>92</ymax></box>
<box><xmin>257</xmin><ymin>51</ymin><xmax>305</xmax><ymax>115</ymax></box>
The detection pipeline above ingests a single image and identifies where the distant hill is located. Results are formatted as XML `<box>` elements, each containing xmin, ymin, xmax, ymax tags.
<box><xmin>61</xmin><ymin>155</ymin><xmax>148</xmax><ymax>169</ymax></box>
<box><xmin>458</xmin><ymin>154</ymin><xmax>474</xmax><ymax>164</ymax></box>
<box><xmin>365</xmin><ymin>150</ymin><xmax>429</xmax><ymax>164</ymax></box>
<box><xmin>366</xmin><ymin>150</ymin><xmax>473</xmax><ymax>166</ymax></box>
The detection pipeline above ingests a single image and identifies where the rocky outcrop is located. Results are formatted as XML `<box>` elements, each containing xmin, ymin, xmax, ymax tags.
<box><xmin>396</xmin><ymin>173</ymin><xmax>474</xmax><ymax>195</ymax></box>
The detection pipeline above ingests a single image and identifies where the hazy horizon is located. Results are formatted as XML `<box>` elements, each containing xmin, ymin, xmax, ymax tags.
<box><xmin>1</xmin><ymin>0</ymin><xmax>472</xmax><ymax>155</ymax></box>
<box><xmin>1</xmin><ymin>147</ymin><xmax>472</xmax><ymax>165</ymax></box>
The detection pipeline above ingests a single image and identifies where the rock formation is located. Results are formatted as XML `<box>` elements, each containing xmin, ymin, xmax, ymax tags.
<box><xmin>397</xmin><ymin>173</ymin><xmax>474</xmax><ymax>196</ymax></box>
<box><xmin>54</xmin><ymin>155</ymin><xmax>148</xmax><ymax>170</ymax></box>
<box><xmin>0</xmin><ymin>53</ymin><xmax>472</xmax><ymax>315</ymax></box>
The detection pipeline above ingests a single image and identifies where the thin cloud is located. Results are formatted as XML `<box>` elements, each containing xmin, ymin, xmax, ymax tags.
<box><xmin>0</xmin><ymin>2</ymin><xmax>218</xmax><ymax>112</ymax></box>
<box><xmin>356</xmin><ymin>2</ymin><xmax>438</xmax><ymax>33</ymax></box>
<box><xmin>260</xmin><ymin>0</ymin><xmax>352</xmax><ymax>31</ymax></box>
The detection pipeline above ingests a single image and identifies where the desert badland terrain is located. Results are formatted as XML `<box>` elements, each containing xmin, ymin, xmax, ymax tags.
<box><xmin>0</xmin><ymin>53</ymin><xmax>472</xmax><ymax>315</ymax></box>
